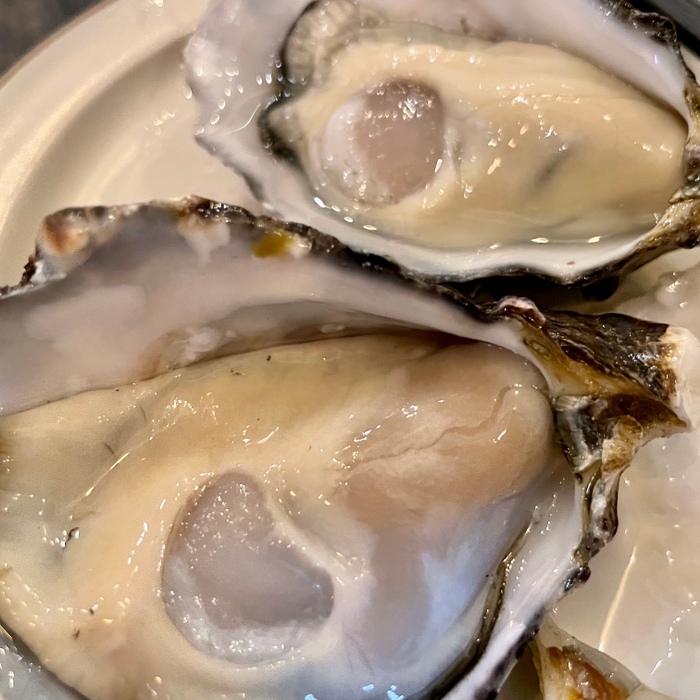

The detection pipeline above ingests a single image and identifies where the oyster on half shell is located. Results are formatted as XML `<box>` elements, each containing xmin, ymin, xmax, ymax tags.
<box><xmin>0</xmin><ymin>197</ymin><xmax>698</xmax><ymax>700</ymax></box>
<box><xmin>186</xmin><ymin>0</ymin><xmax>700</xmax><ymax>287</ymax></box>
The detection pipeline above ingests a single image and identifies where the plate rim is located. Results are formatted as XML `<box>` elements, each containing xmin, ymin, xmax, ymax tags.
<box><xmin>0</xmin><ymin>0</ymin><xmax>117</xmax><ymax>93</ymax></box>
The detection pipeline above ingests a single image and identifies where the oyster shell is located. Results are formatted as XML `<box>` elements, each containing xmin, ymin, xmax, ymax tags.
<box><xmin>185</xmin><ymin>0</ymin><xmax>700</xmax><ymax>287</ymax></box>
<box><xmin>534</xmin><ymin>618</ymin><xmax>674</xmax><ymax>699</ymax></box>
<box><xmin>0</xmin><ymin>197</ymin><xmax>697</xmax><ymax>700</ymax></box>
<box><xmin>551</xmin><ymin>259</ymin><xmax>700</xmax><ymax>700</ymax></box>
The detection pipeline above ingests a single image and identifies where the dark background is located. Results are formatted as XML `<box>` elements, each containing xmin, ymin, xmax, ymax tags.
<box><xmin>0</xmin><ymin>0</ymin><xmax>100</xmax><ymax>75</ymax></box>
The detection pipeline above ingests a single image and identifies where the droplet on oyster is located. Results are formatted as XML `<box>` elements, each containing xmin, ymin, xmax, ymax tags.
<box><xmin>186</xmin><ymin>0</ymin><xmax>700</xmax><ymax>285</ymax></box>
<box><xmin>0</xmin><ymin>198</ymin><xmax>698</xmax><ymax>700</ymax></box>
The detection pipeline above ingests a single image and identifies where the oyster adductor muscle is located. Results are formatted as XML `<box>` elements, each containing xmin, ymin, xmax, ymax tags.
<box><xmin>0</xmin><ymin>197</ymin><xmax>698</xmax><ymax>700</ymax></box>
<box><xmin>186</xmin><ymin>0</ymin><xmax>700</xmax><ymax>286</ymax></box>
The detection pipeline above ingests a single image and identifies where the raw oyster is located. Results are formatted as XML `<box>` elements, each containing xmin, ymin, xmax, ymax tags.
<box><xmin>0</xmin><ymin>197</ymin><xmax>698</xmax><ymax>700</ymax></box>
<box><xmin>186</xmin><ymin>0</ymin><xmax>700</xmax><ymax>286</ymax></box>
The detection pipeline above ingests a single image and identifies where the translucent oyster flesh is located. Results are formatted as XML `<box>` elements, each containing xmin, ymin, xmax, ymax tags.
<box><xmin>0</xmin><ymin>198</ymin><xmax>698</xmax><ymax>700</ymax></box>
<box><xmin>186</xmin><ymin>0</ymin><xmax>700</xmax><ymax>284</ymax></box>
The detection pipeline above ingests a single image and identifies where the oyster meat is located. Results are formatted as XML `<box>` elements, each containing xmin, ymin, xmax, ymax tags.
<box><xmin>186</xmin><ymin>0</ymin><xmax>700</xmax><ymax>285</ymax></box>
<box><xmin>265</xmin><ymin>12</ymin><xmax>684</xmax><ymax>246</ymax></box>
<box><xmin>1</xmin><ymin>335</ymin><xmax>565</xmax><ymax>700</ymax></box>
<box><xmin>0</xmin><ymin>198</ymin><xmax>697</xmax><ymax>700</ymax></box>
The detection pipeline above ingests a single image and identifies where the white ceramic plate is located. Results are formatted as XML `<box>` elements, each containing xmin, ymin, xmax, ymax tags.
<box><xmin>0</xmin><ymin>0</ymin><xmax>257</xmax><ymax>287</ymax></box>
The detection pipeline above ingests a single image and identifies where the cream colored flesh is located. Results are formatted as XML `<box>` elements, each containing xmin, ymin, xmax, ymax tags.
<box><xmin>0</xmin><ymin>335</ymin><xmax>559</xmax><ymax>700</ymax></box>
<box><xmin>275</xmin><ymin>33</ymin><xmax>686</xmax><ymax>247</ymax></box>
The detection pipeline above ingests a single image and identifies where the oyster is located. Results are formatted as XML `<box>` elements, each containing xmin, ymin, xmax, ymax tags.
<box><xmin>534</xmin><ymin>617</ymin><xmax>674</xmax><ymax>699</ymax></box>
<box><xmin>186</xmin><ymin>0</ymin><xmax>700</xmax><ymax>286</ymax></box>
<box><xmin>0</xmin><ymin>197</ymin><xmax>697</xmax><ymax>700</ymax></box>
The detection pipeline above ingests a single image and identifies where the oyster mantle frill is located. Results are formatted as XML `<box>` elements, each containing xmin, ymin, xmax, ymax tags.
<box><xmin>186</xmin><ymin>0</ymin><xmax>700</xmax><ymax>286</ymax></box>
<box><xmin>0</xmin><ymin>197</ymin><xmax>698</xmax><ymax>700</ymax></box>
